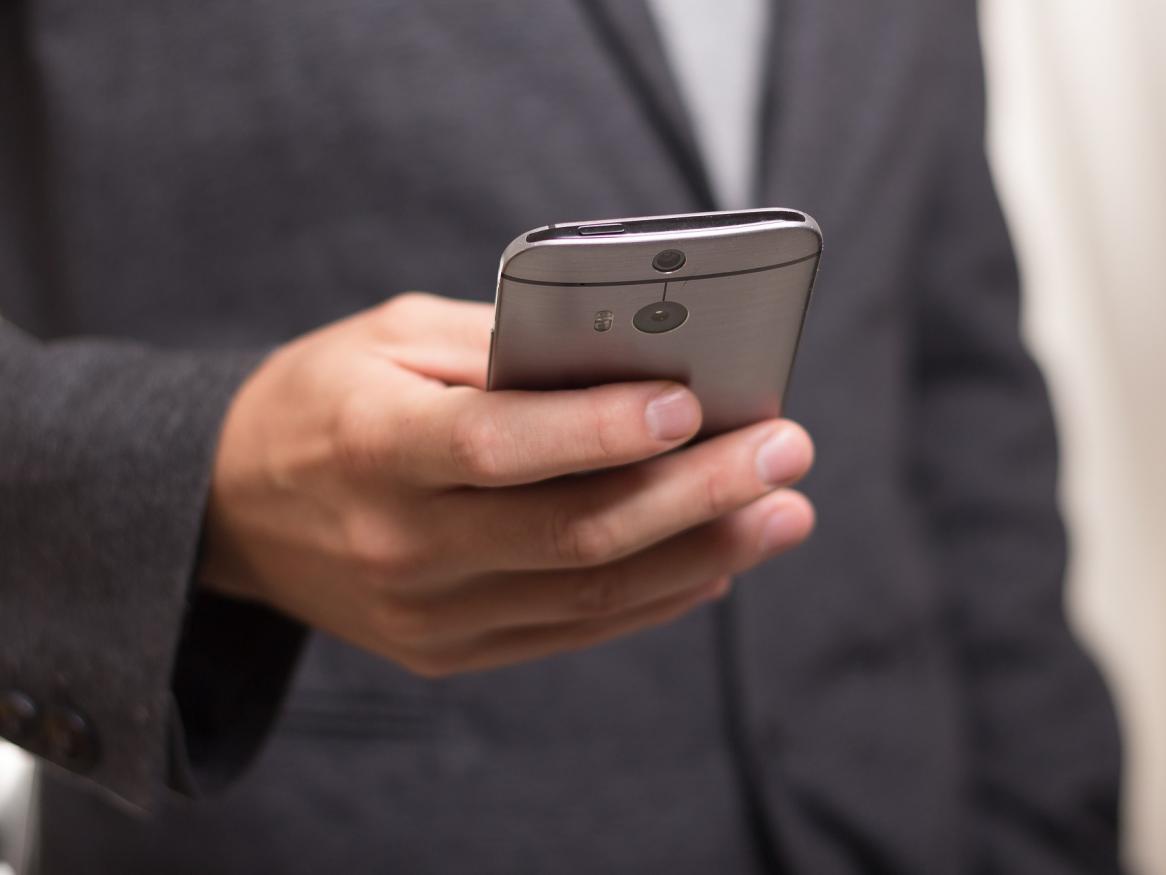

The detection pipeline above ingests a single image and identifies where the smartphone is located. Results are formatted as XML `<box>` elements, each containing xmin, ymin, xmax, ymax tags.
<box><xmin>487</xmin><ymin>208</ymin><xmax>822</xmax><ymax>437</ymax></box>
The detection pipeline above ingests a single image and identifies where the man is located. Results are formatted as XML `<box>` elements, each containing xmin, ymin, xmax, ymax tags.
<box><xmin>0</xmin><ymin>1</ymin><xmax>1121</xmax><ymax>872</ymax></box>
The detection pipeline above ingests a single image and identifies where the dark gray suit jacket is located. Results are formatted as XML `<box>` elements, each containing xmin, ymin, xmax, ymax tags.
<box><xmin>0</xmin><ymin>1</ymin><xmax>1122</xmax><ymax>872</ymax></box>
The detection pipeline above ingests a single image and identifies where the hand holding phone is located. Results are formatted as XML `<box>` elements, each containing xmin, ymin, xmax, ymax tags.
<box><xmin>199</xmin><ymin>212</ymin><xmax>819</xmax><ymax>676</ymax></box>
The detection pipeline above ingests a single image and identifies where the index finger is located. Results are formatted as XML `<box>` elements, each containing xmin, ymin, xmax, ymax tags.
<box><xmin>373</xmin><ymin>292</ymin><xmax>494</xmax><ymax>388</ymax></box>
<box><xmin>392</xmin><ymin>380</ymin><xmax>703</xmax><ymax>487</ymax></box>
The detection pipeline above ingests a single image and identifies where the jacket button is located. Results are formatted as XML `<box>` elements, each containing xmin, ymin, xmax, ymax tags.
<box><xmin>0</xmin><ymin>689</ymin><xmax>39</xmax><ymax>744</ymax></box>
<box><xmin>42</xmin><ymin>705</ymin><xmax>100</xmax><ymax>773</ymax></box>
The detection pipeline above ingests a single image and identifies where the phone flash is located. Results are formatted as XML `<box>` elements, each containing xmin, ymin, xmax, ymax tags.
<box><xmin>593</xmin><ymin>310</ymin><xmax>614</xmax><ymax>332</ymax></box>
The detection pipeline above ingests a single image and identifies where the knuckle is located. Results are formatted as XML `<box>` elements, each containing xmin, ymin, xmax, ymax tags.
<box><xmin>344</xmin><ymin>513</ymin><xmax>428</xmax><ymax>582</ymax></box>
<box><xmin>573</xmin><ymin>570</ymin><xmax>630</xmax><ymax>617</ymax></box>
<box><xmin>549</xmin><ymin>506</ymin><xmax>620</xmax><ymax>566</ymax></box>
<box><xmin>373</xmin><ymin>292</ymin><xmax>437</xmax><ymax>343</ymax></box>
<box><xmin>699</xmin><ymin>466</ymin><xmax>738</xmax><ymax>519</ymax></box>
<box><xmin>379</xmin><ymin>291</ymin><xmax>426</xmax><ymax>320</ymax></box>
<box><xmin>344</xmin><ymin>515</ymin><xmax>394</xmax><ymax>572</ymax></box>
<box><xmin>556</xmin><ymin>623</ymin><xmax>618</xmax><ymax>656</ymax></box>
<box><xmin>704</xmin><ymin>518</ymin><xmax>745</xmax><ymax>566</ymax></box>
<box><xmin>588</xmin><ymin>393</ymin><xmax>624</xmax><ymax>462</ymax></box>
<box><xmin>379</xmin><ymin>602</ymin><xmax>439</xmax><ymax>647</ymax></box>
<box><xmin>399</xmin><ymin>650</ymin><xmax>458</xmax><ymax>680</ymax></box>
<box><xmin>448</xmin><ymin>410</ymin><xmax>507</xmax><ymax>482</ymax></box>
<box><xmin>389</xmin><ymin>290</ymin><xmax>424</xmax><ymax>310</ymax></box>
<box><xmin>332</xmin><ymin>394</ymin><xmax>386</xmax><ymax>476</ymax></box>
<box><xmin>375</xmin><ymin>295</ymin><xmax>404</xmax><ymax>323</ymax></box>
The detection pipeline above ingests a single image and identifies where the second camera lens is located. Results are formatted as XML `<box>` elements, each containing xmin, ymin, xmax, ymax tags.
<box><xmin>633</xmin><ymin>300</ymin><xmax>689</xmax><ymax>334</ymax></box>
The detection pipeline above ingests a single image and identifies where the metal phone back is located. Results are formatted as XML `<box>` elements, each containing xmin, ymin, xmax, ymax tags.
<box><xmin>487</xmin><ymin>209</ymin><xmax>822</xmax><ymax>436</ymax></box>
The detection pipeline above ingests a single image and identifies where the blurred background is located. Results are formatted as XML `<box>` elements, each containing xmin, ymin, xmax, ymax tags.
<box><xmin>2</xmin><ymin>2</ymin><xmax>1164</xmax><ymax>873</ymax></box>
<box><xmin>981</xmin><ymin>2</ymin><xmax>1166</xmax><ymax>872</ymax></box>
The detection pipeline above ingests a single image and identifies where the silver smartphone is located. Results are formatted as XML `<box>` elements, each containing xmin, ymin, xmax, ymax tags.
<box><xmin>487</xmin><ymin>208</ymin><xmax>822</xmax><ymax>437</ymax></box>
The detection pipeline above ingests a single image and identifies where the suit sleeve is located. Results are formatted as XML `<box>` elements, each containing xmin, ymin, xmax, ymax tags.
<box><xmin>0</xmin><ymin>322</ymin><xmax>304</xmax><ymax>809</ymax></box>
<box><xmin>910</xmin><ymin>9</ymin><xmax>1123</xmax><ymax>873</ymax></box>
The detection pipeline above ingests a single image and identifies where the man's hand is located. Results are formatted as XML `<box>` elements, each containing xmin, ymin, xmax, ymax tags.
<box><xmin>199</xmin><ymin>293</ymin><xmax>815</xmax><ymax>677</ymax></box>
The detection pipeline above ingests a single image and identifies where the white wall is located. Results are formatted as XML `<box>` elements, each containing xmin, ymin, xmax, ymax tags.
<box><xmin>981</xmin><ymin>3</ymin><xmax>1166</xmax><ymax>873</ymax></box>
<box><xmin>0</xmin><ymin>742</ymin><xmax>31</xmax><ymax>871</ymax></box>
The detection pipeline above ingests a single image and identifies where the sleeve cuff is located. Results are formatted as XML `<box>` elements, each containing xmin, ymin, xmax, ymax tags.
<box><xmin>167</xmin><ymin>591</ymin><xmax>306</xmax><ymax>797</ymax></box>
<box><xmin>0</xmin><ymin>327</ymin><xmax>279</xmax><ymax>808</ymax></box>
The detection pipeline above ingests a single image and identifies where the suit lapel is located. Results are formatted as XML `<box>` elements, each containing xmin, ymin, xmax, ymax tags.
<box><xmin>759</xmin><ymin>0</ymin><xmax>840</xmax><ymax>208</ymax></box>
<box><xmin>758</xmin><ymin>1</ymin><xmax>924</xmax><ymax>218</ymax></box>
<box><xmin>757</xmin><ymin>0</ymin><xmax>792</xmax><ymax>201</ymax></box>
<box><xmin>575</xmin><ymin>0</ymin><xmax>717</xmax><ymax>211</ymax></box>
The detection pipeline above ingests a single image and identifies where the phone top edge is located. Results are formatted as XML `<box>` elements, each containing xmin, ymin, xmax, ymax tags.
<box><xmin>525</xmin><ymin>208</ymin><xmax>808</xmax><ymax>243</ymax></box>
<box><xmin>498</xmin><ymin>208</ymin><xmax>821</xmax><ymax>288</ymax></box>
<box><xmin>499</xmin><ymin>207</ymin><xmax>821</xmax><ymax>270</ymax></box>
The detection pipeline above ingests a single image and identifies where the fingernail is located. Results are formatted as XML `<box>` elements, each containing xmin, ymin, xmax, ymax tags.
<box><xmin>645</xmin><ymin>387</ymin><xmax>700</xmax><ymax>441</ymax></box>
<box><xmin>759</xmin><ymin>505</ymin><xmax>804</xmax><ymax>553</ymax></box>
<box><xmin>755</xmin><ymin>425</ymin><xmax>807</xmax><ymax>486</ymax></box>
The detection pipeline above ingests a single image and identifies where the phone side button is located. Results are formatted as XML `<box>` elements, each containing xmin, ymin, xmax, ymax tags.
<box><xmin>578</xmin><ymin>223</ymin><xmax>627</xmax><ymax>236</ymax></box>
<box><xmin>486</xmin><ymin>328</ymin><xmax>496</xmax><ymax>390</ymax></box>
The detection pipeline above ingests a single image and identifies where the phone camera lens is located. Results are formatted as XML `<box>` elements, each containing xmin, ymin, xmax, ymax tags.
<box><xmin>633</xmin><ymin>300</ymin><xmax>689</xmax><ymax>334</ymax></box>
<box><xmin>651</xmin><ymin>249</ymin><xmax>686</xmax><ymax>272</ymax></box>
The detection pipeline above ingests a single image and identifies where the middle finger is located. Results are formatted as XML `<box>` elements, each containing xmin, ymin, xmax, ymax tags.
<box><xmin>434</xmin><ymin>418</ymin><xmax>813</xmax><ymax>578</ymax></box>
